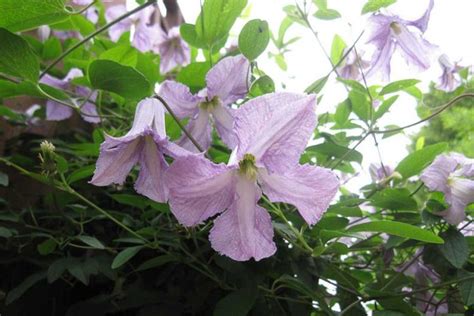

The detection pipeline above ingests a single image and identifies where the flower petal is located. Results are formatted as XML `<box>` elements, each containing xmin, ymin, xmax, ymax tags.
<box><xmin>177</xmin><ymin>109</ymin><xmax>211</xmax><ymax>152</ymax></box>
<box><xmin>80</xmin><ymin>101</ymin><xmax>100</xmax><ymax>123</ymax></box>
<box><xmin>366</xmin><ymin>36</ymin><xmax>396</xmax><ymax>81</ymax></box>
<box><xmin>127</xmin><ymin>98</ymin><xmax>166</xmax><ymax>137</ymax></box>
<box><xmin>106</xmin><ymin>5</ymin><xmax>131</xmax><ymax>42</ymax></box>
<box><xmin>156</xmin><ymin>27</ymin><xmax>191</xmax><ymax>74</ymax></box>
<box><xmin>407</xmin><ymin>0</ymin><xmax>434</xmax><ymax>33</ymax></box>
<box><xmin>234</xmin><ymin>92</ymin><xmax>317</xmax><ymax>172</ymax></box>
<box><xmin>259</xmin><ymin>164</ymin><xmax>339</xmax><ymax>225</ymax></box>
<box><xmin>442</xmin><ymin>200</ymin><xmax>467</xmax><ymax>226</ymax></box>
<box><xmin>46</xmin><ymin>101</ymin><xmax>73</xmax><ymax>121</ymax></box>
<box><xmin>206</xmin><ymin>55</ymin><xmax>250</xmax><ymax>105</ymax></box>
<box><xmin>158</xmin><ymin>80</ymin><xmax>200</xmax><ymax>119</ymax></box>
<box><xmin>211</xmin><ymin>104</ymin><xmax>237</xmax><ymax>149</ymax></box>
<box><xmin>165</xmin><ymin>155</ymin><xmax>235</xmax><ymax>226</ymax></box>
<box><xmin>450</xmin><ymin>178</ymin><xmax>474</xmax><ymax>207</ymax></box>
<box><xmin>134</xmin><ymin>136</ymin><xmax>168</xmax><ymax>202</ymax></box>
<box><xmin>209</xmin><ymin>175</ymin><xmax>276</xmax><ymax>261</ymax></box>
<box><xmin>90</xmin><ymin>136</ymin><xmax>142</xmax><ymax>186</ymax></box>
<box><xmin>394</xmin><ymin>24</ymin><xmax>435</xmax><ymax>71</ymax></box>
<box><xmin>420</xmin><ymin>154</ymin><xmax>457</xmax><ymax>194</ymax></box>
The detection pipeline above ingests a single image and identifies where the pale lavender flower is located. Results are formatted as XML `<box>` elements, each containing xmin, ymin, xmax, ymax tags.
<box><xmin>106</xmin><ymin>5</ymin><xmax>160</xmax><ymax>52</ymax></box>
<box><xmin>165</xmin><ymin>93</ymin><xmax>339</xmax><ymax>261</ymax></box>
<box><xmin>90</xmin><ymin>98</ymin><xmax>189</xmax><ymax>202</ymax></box>
<box><xmin>40</xmin><ymin>68</ymin><xmax>100</xmax><ymax>123</ymax></box>
<box><xmin>37</xmin><ymin>25</ymin><xmax>51</xmax><ymax>42</ymax></box>
<box><xmin>421</xmin><ymin>153</ymin><xmax>474</xmax><ymax>225</ymax></box>
<box><xmin>154</xmin><ymin>26</ymin><xmax>190</xmax><ymax>74</ymax></box>
<box><xmin>337</xmin><ymin>49</ymin><xmax>370</xmax><ymax>81</ymax></box>
<box><xmin>159</xmin><ymin>55</ymin><xmax>250</xmax><ymax>152</ymax></box>
<box><xmin>366</xmin><ymin>0</ymin><xmax>436</xmax><ymax>80</ymax></box>
<box><xmin>369</xmin><ymin>163</ymin><xmax>394</xmax><ymax>182</ymax></box>
<box><xmin>437</xmin><ymin>54</ymin><xmax>462</xmax><ymax>92</ymax></box>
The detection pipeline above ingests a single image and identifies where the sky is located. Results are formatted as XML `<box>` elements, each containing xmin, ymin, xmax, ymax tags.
<box><xmin>162</xmin><ymin>0</ymin><xmax>474</xmax><ymax>189</ymax></box>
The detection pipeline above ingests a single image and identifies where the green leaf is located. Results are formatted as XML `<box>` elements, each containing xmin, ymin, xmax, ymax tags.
<box><xmin>0</xmin><ymin>227</ymin><xmax>13</xmax><ymax>238</ymax></box>
<box><xmin>76</xmin><ymin>235</ymin><xmax>105</xmax><ymax>250</ymax></box>
<box><xmin>111</xmin><ymin>246</ymin><xmax>144</xmax><ymax>269</ymax></box>
<box><xmin>67</xmin><ymin>261</ymin><xmax>88</xmax><ymax>285</ymax></box>
<box><xmin>347</xmin><ymin>220</ymin><xmax>444</xmax><ymax>244</ymax></box>
<box><xmin>458</xmin><ymin>271</ymin><xmax>474</xmax><ymax>306</ymax></box>
<box><xmin>305</xmin><ymin>76</ymin><xmax>328</xmax><ymax>93</ymax></box>
<box><xmin>438</xmin><ymin>229</ymin><xmax>468</xmax><ymax>268</ymax></box>
<box><xmin>67</xmin><ymin>165</ymin><xmax>95</xmax><ymax>184</ymax></box>
<box><xmin>176</xmin><ymin>62</ymin><xmax>211</xmax><ymax>93</ymax></box>
<box><xmin>249</xmin><ymin>75</ymin><xmax>275</xmax><ymax>97</ymax></box>
<box><xmin>361</xmin><ymin>0</ymin><xmax>397</xmax><ymax>14</ymax></box>
<box><xmin>349</xmin><ymin>89</ymin><xmax>371</xmax><ymax>121</ymax></box>
<box><xmin>238</xmin><ymin>19</ymin><xmax>270</xmax><ymax>60</ymax></box>
<box><xmin>0</xmin><ymin>28</ymin><xmax>39</xmax><ymax>82</ymax></box>
<box><xmin>213</xmin><ymin>287</ymin><xmax>258</xmax><ymax>316</ymax></box>
<box><xmin>37</xmin><ymin>238</ymin><xmax>57</xmax><ymax>255</ymax></box>
<box><xmin>379</xmin><ymin>79</ymin><xmax>420</xmax><ymax>95</ymax></box>
<box><xmin>180</xmin><ymin>23</ymin><xmax>206</xmax><ymax>48</ymax></box>
<box><xmin>334</xmin><ymin>99</ymin><xmax>351</xmax><ymax>126</ymax></box>
<box><xmin>373</xmin><ymin>95</ymin><xmax>398</xmax><ymax>121</ymax></box>
<box><xmin>196</xmin><ymin>0</ymin><xmax>248</xmax><ymax>48</ymax></box>
<box><xmin>111</xmin><ymin>194</ymin><xmax>149</xmax><ymax>210</ymax></box>
<box><xmin>88</xmin><ymin>59</ymin><xmax>151</xmax><ymax>100</ymax></box>
<box><xmin>395</xmin><ymin>143</ymin><xmax>448</xmax><ymax>178</ymax></box>
<box><xmin>371</xmin><ymin>188</ymin><xmax>417</xmax><ymax>211</ymax></box>
<box><xmin>41</xmin><ymin>37</ymin><xmax>62</xmax><ymax>60</ymax></box>
<box><xmin>307</xmin><ymin>142</ymin><xmax>363</xmax><ymax>163</ymax></box>
<box><xmin>136</xmin><ymin>255</ymin><xmax>176</xmax><ymax>272</ymax></box>
<box><xmin>330</xmin><ymin>34</ymin><xmax>347</xmax><ymax>65</ymax></box>
<box><xmin>314</xmin><ymin>9</ymin><xmax>341</xmax><ymax>20</ymax></box>
<box><xmin>0</xmin><ymin>0</ymin><xmax>70</xmax><ymax>32</ymax></box>
<box><xmin>47</xmin><ymin>259</ymin><xmax>68</xmax><ymax>283</ymax></box>
<box><xmin>100</xmin><ymin>45</ymin><xmax>138</xmax><ymax>67</ymax></box>
<box><xmin>6</xmin><ymin>271</ymin><xmax>46</xmax><ymax>305</ymax></box>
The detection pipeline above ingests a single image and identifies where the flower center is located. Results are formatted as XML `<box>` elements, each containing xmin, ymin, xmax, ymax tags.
<box><xmin>199</xmin><ymin>96</ymin><xmax>220</xmax><ymax>111</ymax></box>
<box><xmin>238</xmin><ymin>153</ymin><xmax>258</xmax><ymax>180</ymax></box>
<box><xmin>390</xmin><ymin>22</ymin><xmax>402</xmax><ymax>35</ymax></box>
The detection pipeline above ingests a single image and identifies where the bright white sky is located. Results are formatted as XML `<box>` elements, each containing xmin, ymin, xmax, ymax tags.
<box><xmin>169</xmin><ymin>0</ymin><xmax>474</xmax><ymax>189</ymax></box>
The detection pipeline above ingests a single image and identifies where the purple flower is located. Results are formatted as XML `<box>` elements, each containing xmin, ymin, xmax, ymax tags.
<box><xmin>159</xmin><ymin>55</ymin><xmax>250</xmax><ymax>152</ymax></box>
<box><xmin>40</xmin><ymin>68</ymin><xmax>100</xmax><ymax>123</ymax></box>
<box><xmin>437</xmin><ymin>54</ymin><xmax>462</xmax><ymax>92</ymax></box>
<box><xmin>165</xmin><ymin>93</ymin><xmax>340</xmax><ymax>261</ymax></box>
<box><xmin>369</xmin><ymin>163</ymin><xmax>394</xmax><ymax>182</ymax></box>
<box><xmin>366</xmin><ymin>0</ymin><xmax>436</xmax><ymax>80</ymax></box>
<box><xmin>421</xmin><ymin>153</ymin><xmax>474</xmax><ymax>225</ymax></box>
<box><xmin>337</xmin><ymin>49</ymin><xmax>370</xmax><ymax>81</ymax></box>
<box><xmin>90</xmin><ymin>98</ymin><xmax>190</xmax><ymax>202</ymax></box>
<box><xmin>154</xmin><ymin>26</ymin><xmax>191</xmax><ymax>74</ymax></box>
<box><xmin>106</xmin><ymin>5</ymin><xmax>160</xmax><ymax>52</ymax></box>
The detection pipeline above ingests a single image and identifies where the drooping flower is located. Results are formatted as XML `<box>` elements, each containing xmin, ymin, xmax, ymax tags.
<box><xmin>420</xmin><ymin>153</ymin><xmax>474</xmax><ymax>225</ymax></box>
<box><xmin>369</xmin><ymin>163</ymin><xmax>394</xmax><ymax>182</ymax></box>
<box><xmin>90</xmin><ymin>98</ymin><xmax>190</xmax><ymax>202</ymax></box>
<box><xmin>437</xmin><ymin>54</ymin><xmax>462</xmax><ymax>92</ymax></box>
<box><xmin>337</xmin><ymin>49</ymin><xmax>370</xmax><ymax>81</ymax></box>
<box><xmin>40</xmin><ymin>68</ymin><xmax>100</xmax><ymax>123</ymax></box>
<box><xmin>165</xmin><ymin>93</ymin><xmax>339</xmax><ymax>261</ymax></box>
<box><xmin>154</xmin><ymin>26</ymin><xmax>191</xmax><ymax>74</ymax></box>
<box><xmin>366</xmin><ymin>0</ymin><xmax>436</xmax><ymax>80</ymax></box>
<box><xmin>106</xmin><ymin>5</ymin><xmax>160</xmax><ymax>52</ymax></box>
<box><xmin>159</xmin><ymin>55</ymin><xmax>250</xmax><ymax>152</ymax></box>
<box><xmin>71</xmin><ymin>0</ymin><xmax>98</xmax><ymax>24</ymax></box>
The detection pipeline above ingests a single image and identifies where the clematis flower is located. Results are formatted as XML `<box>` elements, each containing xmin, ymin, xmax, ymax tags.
<box><xmin>420</xmin><ymin>153</ymin><xmax>474</xmax><ymax>225</ymax></box>
<box><xmin>40</xmin><ymin>68</ymin><xmax>100</xmax><ymax>123</ymax></box>
<box><xmin>436</xmin><ymin>54</ymin><xmax>462</xmax><ymax>92</ymax></box>
<box><xmin>165</xmin><ymin>93</ymin><xmax>339</xmax><ymax>261</ymax></box>
<box><xmin>159</xmin><ymin>55</ymin><xmax>250</xmax><ymax>152</ymax></box>
<box><xmin>90</xmin><ymin>98</ymin><xmax>189</xmax><ymax>202</ymax></box>
<box><xmin>154</xmin><ymin>26</ymin><xmax>191</xmax><ymax>74</ymax></box>
<box><xmin>366</xmin><ymin>0</ymin><xmax>436</xmax><ymax>80</ymax></box>
<box><xmin>369</xmin><ymin>163</ymin><xmax>394</xmax><ymax>182</ymax></box>
<box><xmin>106</xmin><ymin>5</ymin><xmax>160</xmax><ymax>52</ymax></box>
<box><xmin>337</xmin><ymin>49</ymin><xmax>370</xmax><ymax>81</ymax></box>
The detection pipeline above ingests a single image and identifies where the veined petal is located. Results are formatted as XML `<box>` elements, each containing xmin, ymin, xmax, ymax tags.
<box><xmin>366</xmin><ymin>36</ymin><xmax>396</xmax><ymax>81</ymax></box>
<box><xmin>441</xmin><ymin>200</ymin><xmax>467</xmax><ymax>226</ymax></box>
<box><xmin>209</xmin><ymin>175</ymin><xmax>276</xmax><ymax>261</ymax></box>
<box><xmin>134</xmin><ymin>136</ymin><xmax>168</xmax><ymax>202</ymax></box>
<box><xmin>132</xmin><ymin>23</ymin><xmax>160</xmax><ymax>52</ymax></box>
<box><xmin>106</xmin><ymin>5</ymin><xmax>131</xmax><ymax>42</ymax></box>
<box><xmin>40</xmin><ymin>73</ymin><xmax>68</xmax><ymax>89</ymax></box>
<box><xmin>259</xmin><ymin>164</ymin><xmax>339</xmax><ymax>225</ymax></box>
<box><xmin>127</xmin><ymin>98</ymin><xmax>166</xmax><ymax>138</ymax></box>
<box><xmin>177</xmin><ymin>109</ymin><xmax>211</xmax><ymax>152</ymax></box>
<box><xmin>165</xmin><ymin>155</ymin><xmax>235</xmax><ymax>226</ymax></box>
<box><xmin>234</xmin><ymin>93</ymin><xmax>317</xmax><ymax>172</ymax></box>
<box><xmin>160</xmin><ymin>137</ymin><xmax>193</xmax><ymax>159</ymax></box>
<box><xmin>206</xmin><ymin>55</ymin><xmax>250</xmax><ymax>105</ymax></box>
<box><xmin>90</xmin><ymin>136</ymin><xmax>142</xmax><ymax>186</ymax></box>
<box><xmin>420</xmin><ymin>154</ymin><xmax>458</xmax><ymax>194</ymax></box>
<box><xmin>407</xmin><ymin>0</ymin><xmax>434</xmax><ymax>33</ymax></box>
<box><xmin>211</xmin><ymin>104</ymin><xmax>237</xmax><ymax>149</ymax></box>
<box><xmin>80</xmin><ymin>101</ymin><xmax>100</xmax><ymax>124</ymax></box>
<box><xmin>450</xmin><ymin>178</ymin><xmax>474</xmax><ymax>207</ymax></box>
<box><xmin>394</xmin><ymin>24</ymin><xmax>435</xmax><ymax>71</ymax></box>
<box><xmin>158</xmin><ymin>81</ymin><xmax>200</xmax><ymax>119</ymax></box>
<box><xmin>157</xmin><ymin>27</ymin><xmax>191</xmax><ymax>74</ymax></box>
<box><xmin>46</xmin><ymin>101</ymin><xmax>73</xmax><ymax>121</ymax></box>
<box><xmin>366</xmin><ymin>14</ymin><xmax>393</xmax><ymax>49</ymax></box>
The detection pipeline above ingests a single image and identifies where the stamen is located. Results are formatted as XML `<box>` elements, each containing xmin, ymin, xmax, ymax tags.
<box><xmin>238</xmin><ymin>153</ymin><xmax>258</xmax><ymax>180</ymax></box>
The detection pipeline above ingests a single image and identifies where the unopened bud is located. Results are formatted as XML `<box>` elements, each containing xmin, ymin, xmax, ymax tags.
<box><xmin>39</xmin><ymin>140</ymin><xmax>57</xmax><ymax>176</ymax></box>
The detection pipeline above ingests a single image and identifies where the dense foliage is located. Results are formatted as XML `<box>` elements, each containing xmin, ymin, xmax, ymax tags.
<box><xmin>0</xmin><ymin>0</ymin><xmax>473</xmax><ymax>315</ymax></box>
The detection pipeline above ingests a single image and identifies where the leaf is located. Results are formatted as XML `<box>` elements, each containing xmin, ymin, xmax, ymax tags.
<box><xmin>111</xmin><ymin>246</ymin><xmax>144</xmax><ymax>269</ymax></box>
<box><xmin>307</xmin><ymin>142</ymin><xmax>363</xmax><ymax>163</ymax></box>
<box><xmin>37</xmin><ymin>238</ymin><xmax>57</xmax><ymax>255</ymax></box>
<box><xmin>314</xmin><ymin>9</ymin><xmax>341</xmax><ymax>20</ymax></box>
<box><xmin>176</xmin><ymin>62</ymin><xmax>211</xmax><ymax>93</ymax></box>
<box><xmin>0</xmin><ymin>227</ymin><xmax>13</xmax><ymax>238</ymax></box>
<box><xmin>330</xmin><ymin>34</ymin><xmax>346</xmax><ymax>65</ymax></box>
<box><xmin>47</xmin><ymin>259</ymin><xmax>68</xmax><ymax>283</ymax></box>
<box><xmin>180</xmin><ymin>23</ymin><xmax>206</xmax><ymax>48</ymax></box>
<box><xmin>100</xmin><ymin>45</ymin><xmax>138</xmax><ymax>67</ymax></box>
<box><xmin>371</xmin><ymin>188</ymin><xmax>417</xmax><ymax>210</ymax></box>
<box><xmin>0</xmin><ymin>0</ymin><xmax>70</xmax><ymax>32</ymax></box>
<box><xmin>395</xmin><ymin>143</ymin><xmax>448</xmax><ymax>178</ymax></box>
<box><xmin>361</xmin><ymin>0</ymin><xmax>397</xmax><ymax>14</ymax></box>
<box><xmin>334</xmin><ymin>99</ymin><xmax>351</xmax><ymax>126</ymax></box>
<box><xmin>6</xmin><ymin>271</ymin><xmax>47</xmax><ymax>305</ymax></box>
<box><xmin>195</xmin><ymin>0</ymin><xmax>248</xmax><ymax>48</ymax></box>
<box><xmin>238</xmin><ymin>19</ymin><xmax>270</xmax><ymax>60</ymax></box>
<box><xmin>458</xmin><ymin>271</ymin><xmax>474</xmax><ymax>306</ymax></box>
<box><xmin>41</xmin><ymin>37</ymin><xmax>62</xmax><ymax>60</ymax></box>
<box><xmin>373</xmin><ymin>95</ymin><xmax>398</xmax><ymax>121</ymax></box>
<box><xmin>0</xmin><ymin>28</ymin><xmax>39</xmax><ymax>82</ymax></box>
<box><xmin>67</xmin><ymin>261</ymin><xmax>88</xmax><ymax>285</ymax></box>
<box><xmin>111</xmin><ymin>194</ymin><xmax>149</xmax><ymax>210</ymax></box>
<box><xmin>88</xmin><ymin>59</ymin><xmax>151</xmax><ymax>100</ymax></box>
<box><xmin>76</xmin><ymin>235</ymin><xmax>105</xmax><ymax>250</ymax></box>
<box><xmin>67</xmin><ymin>165</ymin><xmax>95</xmax><ymax>184</ymax></box>
<box><xmin>249</xmin><ymin>75</ymin><xmax>275</xmax><ymax>97</ymax></box>
<box><xmin>379</xmin><ymin>79</ymin><xmax>420</xmax><ymax>95</ymax></box>
<box><xmin>305</xmin><ymin>76</ymin><xmax>328</xmax><ymax>93</ymax></box>
<box><xmin>347</xmin><ymin>220</ymin><xmax>444</xmax><ymax>244</ymax></box>
<box><xmin>213</xmin><ymin>287</ymin><xmax>259</xmax><ymax>316</ymax></box>
<box><xmin>349</xmin><ymin>89</ymin><xmax>371</xmax><ymax>121</ymax></box>
<box><xmin>438</xmin><ymin>229</ymin><xmax>469</xmax><ymax>268</ymax></box>
<box><xmin>136</xmin><ymin>255</ymin><xmax>177</xmax><ymax>272</ymax></box>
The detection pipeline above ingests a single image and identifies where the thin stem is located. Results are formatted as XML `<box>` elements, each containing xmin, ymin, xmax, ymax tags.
<box><xmin>40</xmin><ymin>0</ymin><xmax>157</xmax><ymax>78</ymax></box>
<box><xmin>154</xmin><ymin>94</ymin><xmax>206</xmax><ymax>153</ymax></box>
<box><xmin>330</xmin><ymin>132</ymin><xmax>370</xmax><ymax>170</ymax></box>
<box><xmin>340</xmin><ymin>298</ymin><xmax>364</xmax><ymax>316</ymax></box>
<box><xmin>72</xmin><ymin>0</ymin><xmax>98</xmax><ymax>15</ymax></box>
